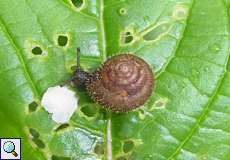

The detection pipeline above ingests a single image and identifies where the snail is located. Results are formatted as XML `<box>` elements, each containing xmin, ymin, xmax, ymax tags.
<box><xmin>65</xmin><ymin>48</ymin><xmax>154</xmax><ymax>112</ymax></box>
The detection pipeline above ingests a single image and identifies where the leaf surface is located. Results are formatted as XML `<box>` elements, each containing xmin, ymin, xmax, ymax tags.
<box><xmin>0</xmin><ymin>0</ymin><xmax>230</xmax><ymax>159</ymax></box>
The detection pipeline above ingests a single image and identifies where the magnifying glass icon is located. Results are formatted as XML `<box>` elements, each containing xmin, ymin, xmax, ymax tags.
<box><xmin>3</xmin><ymin>141</ymin><xmax>18</xmax><ymax>157</ymax></box>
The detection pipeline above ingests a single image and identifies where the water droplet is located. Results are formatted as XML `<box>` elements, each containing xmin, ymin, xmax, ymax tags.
<box><xmin>209</xmin><ymin>43</ymin><xmax>221</xmax><ymax>53</ymax></box>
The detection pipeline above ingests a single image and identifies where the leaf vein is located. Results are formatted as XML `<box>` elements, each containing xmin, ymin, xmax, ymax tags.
<box><xmin>0</xmin><ymin>15</ymin><xmax>40</xmax><ymax>98</ymax></box>
<box><xmin>167</xmin><ymin>27</ymin><xmax>230</xmax><ymax>160</ymax></box>
<box><xmin>155</xmin><ymin>0</ymin><xmax>195</xmax><ymax>79</ymax></box>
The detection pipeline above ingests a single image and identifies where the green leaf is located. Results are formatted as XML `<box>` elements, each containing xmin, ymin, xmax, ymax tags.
<box><xmin>0</xmin><ymin>0</ymin><xmax>230</xmax><ymax>160</ymax></box>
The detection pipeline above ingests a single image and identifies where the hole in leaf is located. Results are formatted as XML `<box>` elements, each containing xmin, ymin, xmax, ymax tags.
<box><xmin>94</xmin><ymin>142</ymin><xmax>104</xmax><ymax>155</ymax></box>
<box><xmin>32</xmin><ymin>138</ymin><xmax>45</xmax><ymax>149</ymax></box>
<box><xmin>121</xmin><ymin>31</ymin><xmax>134</xmax><ymax>44</ymax></box>
<box><xmin>58</xmin><ymin>35</ymin><xmax>68</xmax><ymax>47</ymax></box>
<box><xmin>32</xmin><ymin>46</ymin><xmax>43</xmax><ymax>55</ymax></box>
<box><xmin>153</xmin><ymin>97</ymin><xmax>168</xmax><ymax>109</ymax></box>
<box><xmin>116</xmin><ymin>156</ymin><xmax>127</xmax><ymax>160</ymax></box>
<box><xmin>119</xmin><ymin>8</ymin><xmax>127</xmax><ymax>15</ymax></box>
<box><xmin>51</xmin><ymin>155</ymin><xmax>71</xmax><ymax>160</ymax></box>
<box><xmin>126</xmin><ymin>32</ymin><xmax>131</xmax><ymax>35</ymax></box>
<box><xmin>172</xmin><ymin>5</ymin><xmax>188</xmax><ymax>20</ymax></box>
<box><xmin>29</xmin><ymin>128</ymin><xmax>39</xmax><ymax>139</ymax></box>
<box><xmin>143</xmin><ymin>23</ymin><xmax>170</xmax><ymax>41</ymax></box>
<box><xmin>98</xmin><ymin>108</ymin><xmax>107</xmax><ymax>120</ymax></box>
<box><xmin>81</xmin><ymin>105</ymin><xmax>97</xmax><ymax>117</ymax></box>
<box><xmin>125</xmin><ymin>32</ymin><xmax>133</xmax><ymax>43</ymax></box>
<box><xmin>123</xmin><ymin>140</ymin><xmax>134</xmax><ymax>153</ymax></box>
<box><xmin>71</xmin><ymin>0</ymin><xmax>84</xmax><ymax>8</ymax></box>
<box><xmin>155</xmin><ymin>101</ymin><xmax>164</xmax><ymax>107</ymax></box>
<box><xmin>71</xmin><ymin>65</ymin><xmax>77</xmax><ymax>72</ymax></box>
<box><xmin>54</xmin><ymin>124</ymin><xmax>69</xmax><ymax>132</ymax></box>
<box><xmin>140</xmin><ymin>109</ymin><xmax>144</xmax><ymax>114</ymax></box>
<box><xmin>29</xmin><ymin>101</ymin><xmax>38</xmax><ymax>112</ymax></box>
<box><xmin>125</xmin><ymin>35</ymin><xmax>133</xmax><ymax>43</ymax></box>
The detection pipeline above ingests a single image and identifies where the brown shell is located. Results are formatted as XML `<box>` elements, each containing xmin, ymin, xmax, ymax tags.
<box><xmin>86</xmin><ymin>54</ymin><xmax>154</xmax><ymax>112</ymax></box>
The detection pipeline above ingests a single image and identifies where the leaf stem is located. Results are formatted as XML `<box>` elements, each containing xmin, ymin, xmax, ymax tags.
<box><xmin>106</xmin><ymin>111</ymin><xmax>112</xmax><ymax>160</ymax></box>
<box><xmin>100</xmin><ymin>0</ymin><xmax>107</xmax><ymax>61</ymax></box>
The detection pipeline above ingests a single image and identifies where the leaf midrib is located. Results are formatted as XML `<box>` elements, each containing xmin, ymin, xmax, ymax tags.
<box><xmin>98</xmin><ymin>0</ymin><xmax>113</xmax><ymax>159</ymax></box>
<box><xmin>99</xmin><ymin>0</ymin><xmax>107</xmax><ymax>62</ymax></box>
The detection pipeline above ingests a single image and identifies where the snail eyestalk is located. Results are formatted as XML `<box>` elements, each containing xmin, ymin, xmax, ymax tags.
<box><xmin>71</xmin><ymin>47</ymin><xmax>90</xmax><ymax>88</ymax></box>
<box><xmin>61</xmin><ymin>47</ymin><xmax>90</xmax><ymax>87</ymax></box>
<box><xmin>76</xmin><ymin>47</ymin><xmax>81</xmax><ymax>71</ymax></box>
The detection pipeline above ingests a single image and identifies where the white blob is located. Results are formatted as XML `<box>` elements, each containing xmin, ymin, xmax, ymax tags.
<box><xmin>41</xmin><ymin>86</ymin><xmax>78</xmax><ymax>123</ymax></box>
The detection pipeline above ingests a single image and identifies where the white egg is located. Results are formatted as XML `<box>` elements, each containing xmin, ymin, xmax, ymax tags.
<box><xmin>41</xmin><ymin>86</ymin><xmax>78</xmax><ymax>123</ymax></box>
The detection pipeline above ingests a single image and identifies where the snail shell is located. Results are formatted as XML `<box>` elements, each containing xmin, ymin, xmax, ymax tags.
<box><xmin>86</xmin><ymin>54</ymin><xmax>154</xmax><ymax>112</ymax></box>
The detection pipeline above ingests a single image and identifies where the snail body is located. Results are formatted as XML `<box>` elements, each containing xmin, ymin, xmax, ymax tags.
<box><xmin>70</xmin><ymin>48</ymin><xmax>154</xmax><ymax>112</ymax></box>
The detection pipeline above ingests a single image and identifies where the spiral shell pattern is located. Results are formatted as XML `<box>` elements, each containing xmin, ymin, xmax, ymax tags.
<box><xmin>86</xmin><ymin>54</ymin><xmax>154</xmax><ymax>112</ymax></box>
